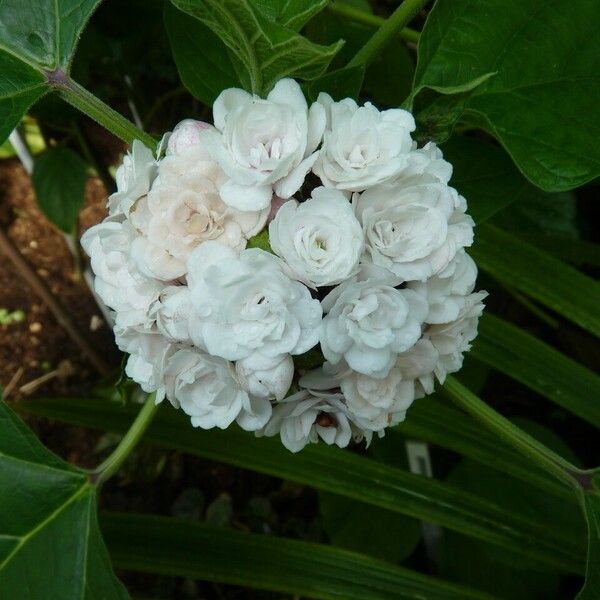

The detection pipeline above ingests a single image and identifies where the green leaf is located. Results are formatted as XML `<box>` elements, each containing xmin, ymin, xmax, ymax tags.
<box><xmin>18</xmin><ymin>397</ymin><xmax>585</xmax><ymax>573</ymax></box>
<box><xmin>0</xmin><ymin>0</ymin><xmax>101</xmax><ymax>143</ymax></box>
<box><xmin>304</xmin><ymin>65</ymin><xmax>365</xmax><ymax>102</ymax></box>
<box><xmin>443</xmin><ymin>135</ymin><xmax>554</xmax><ymax>224</ymax></box>
<box><xmin>252</xmin><ymin>0</ymin><xmax>328</xmax><ymax>31</ymax></box>
<box><xmin>472</xmin><ymin>314</ymin><xmax>600</xmax><ymax>429</ymax></box>
<box><xmin>413</xmin><ymin>0</ymin><xmax>600</xmax><ymax>191</ymax></box>
<box><xmin>306</xmin><ymin>1</ymin><xmax>414</xmax><ymax>107</ymax></box>
<box><xmin>320</xmin><ymin>438</ymin><xmax>421</xmax><ymax>564</ymax></box>
<box><xmin>472</xmin><ymin>224</ymin><xmax>600</xmax><ymax>337</ymax></box>
<box><xmin>164</xmin><ymin>3</ymin><xmax>240</xmax><ymax>105</ymax></box>
<box><xmin>319</xmin><ymin>491</ymin><xmax>421</xmax><ymax>563</ymax></box>
<box><xmin>398</xmin><ymin>396</ymin><xmax>572</xmax><ymax>500</ymax></box>
<box><xmin>576</xmin><ymin>473</ymin><xmax>600</xmax><ymax>599</ymax></box>
<box><xmin>169</xmin><ymin>0</ymin><xmax>342</xmax><ymax>95</ymax></box>
<box><xmin>491</xmin><ymin>191</ymin><xmax>578</xmax><ymax>239</ymax></box>
<box><xmin>516</xmin><ymin>236</ymin><xmax>600</xmax><ymax>269</ymax></box>
<box><xmin>0</xmin><ymin>399</ymin><xmax>127</xmax><ymax>598</ymax></box>
<box><xmin>441</xmin><ymin>419</ymin><xmax>586</xmax><ymax>599</ymax></box>
<box><xmin>32</xmin><ymin>146</ymin><xmax>88</xmax><ymax>233</ymax></box>
<box><xmin>101</xmin><ymin>513</ymin><xmax>492</xmax><ymax>600</ymax></box>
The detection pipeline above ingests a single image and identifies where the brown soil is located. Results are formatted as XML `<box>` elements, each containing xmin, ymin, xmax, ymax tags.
<box><xmin>0</xmin><ymin>159</ymin><xmax>122</xmax><ymax>467</ymax></box>
<box><xmin>0</xmin><ymin>158</ymin><xmax>120</xmax><ymax>395</ymax></box>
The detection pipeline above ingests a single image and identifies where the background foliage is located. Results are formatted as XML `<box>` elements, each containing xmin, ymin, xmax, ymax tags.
<box><xmin>0</xmin><ymin>0</ymin><xmax>598</xmax><ymax>598</ymax></box>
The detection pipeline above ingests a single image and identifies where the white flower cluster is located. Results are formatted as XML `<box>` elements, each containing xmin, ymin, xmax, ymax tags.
<box><xmin>83</xmin><ymin>79</ymin><xmax>486</xmax><ymax>453</ymax></box>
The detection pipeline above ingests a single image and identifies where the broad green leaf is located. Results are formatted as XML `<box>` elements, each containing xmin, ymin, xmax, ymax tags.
<box><xmin>252</xmin><ymin>0</ymin><xmax>328</xmax><ymax>31</ymax></box>
<box><xmin>170</xmin><ymin>0</ymin><xmax>342</xmax><ymax>96</ymax></box>
<box><xmin>576</xmin><ymin>473</ymin><xmax>600</xmax><ymax>599</ymax></box>
<box><xmin>101</xmin><ymin>513</ymin><xmax>492</xmax><ymax>600</ymax></box>
<box><xmin>491</xmin><ymin>191</ymin><xmax>578</xmax><ymax>239</ymax></box>
<box><xmin>304</xmin><ymin>65</ymin><xmax>365</xmax><ymax>102</ymax></box>
<box><xmin>18</xmin><ymin>397</ymin><xmax>585</xmax><ymax>573</ymax></box>
<box><xmin>164</xmin><ymin>3</ymin><xmax>240</xmax><ymax>105</ymax></box>
<box><xmin>32</xmin><ymin>146</ymin><xmax>88</xmax><ymax>233</ymax></box>
<box><xmin>472</xmin><ymin>314</ymin><xmax>600</xmax><ymax>429</ymax></box>
<box><xmin>442</xmin><ymin>135</ymin><xmax>566</xmax><ymax>224</ymax></box>
<box><xmin>413</xmin><ymin>0</ymin><xmax>600</xmax><ymax>191</ymax></box>
<box><xmin>442</xmin><ymin>135</ymin><xmax>575</xmax><ymax>224</ymax></box>
<box><xmin>0</xmin><ymin>0</ymin><xmax>100</xmax><ymax>143</ymax></box>
<box><xmin>0</xmin><ymin>399</ymin><xmax>127</xmax><ymax>598</ymax></box>
<box><xmin>398</xmin><ymin>397</ymin><xmax>572</xmax><ymax>500</ymax></box>
<box><xmin>472</xmin><ymin>224</ymin><xmax>600</xmax><ymax>337</ymax></box>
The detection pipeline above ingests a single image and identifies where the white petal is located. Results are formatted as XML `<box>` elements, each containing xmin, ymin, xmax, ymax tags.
<box><xmin>213</xmin><ymin>88</ymin><xmax>253</xmax><ymax>131</ymax></box>
<box><xmin>220</xmin><ymin>180</ymin><xmax>273</xmax><ymax>211</ymax></box>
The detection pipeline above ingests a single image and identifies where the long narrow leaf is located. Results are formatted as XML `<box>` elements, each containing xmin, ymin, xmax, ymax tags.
<box><xmin>472</xmin><ymin>224</ymin><xmax>600</xmax><ymax>337</ymax></box>
<box><xmin>100</xmin><ymin>513</ymin><xmax>495</xmax><ymax>600</ymax></box>
<box><xmin>398</xmin><ymin>397</ymin><xmax>572</xmax><ymax>499</ymax></box>
<box><xmin>19</xmin><ymin>397</ymin><xmax>584</xmax><ymax>573</ymax></box>
<box><xmin>472</xmin><ymin>314</ymin><xmax>600</xmax><ymax>428</ymax></box>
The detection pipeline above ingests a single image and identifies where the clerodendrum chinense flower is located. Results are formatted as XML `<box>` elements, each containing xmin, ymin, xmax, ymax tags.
<box><xmin>83</xmin><ymin>78</ymin><xmax>486</xmax><ymax>452</ymax></box>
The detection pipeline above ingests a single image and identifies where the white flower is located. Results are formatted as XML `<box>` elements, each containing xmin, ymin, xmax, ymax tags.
<box><xmin>201</xmin><ymin>79</ymin><xmax>326</xmax><ymax>211</ymax></box>
<box><xmin>108</xmin><ymin>140</ymin><xmax>157</xmax><ymax>217</ymax></box>
<box><xmin>115</xmin><ymin>329</ymin><xmax>176</xmax><ymax>402</ymax></box>
<box><xmin>354</xmin><ymin>176</ymin><xmax>474</xmax><ymax>282</ymax></box>
<box><xmin>269</xmin><ymin>187</ymin><xmax>363</xmax><ymax>287</ymax></box>
<box><xmin>313</xmin><ymin>93</ymin><xmax>415</xmax><ymax>192</ymax></box>
<box><xmin>426</xmin><ymin>291</ymin><xmax>487</xmax><ymax>383</ymax></box>
<box><xmin>299</xmin><ymin>361</ymin><xmax>414</xmax><ymax>430</ymax></box>
<box><xmin>164</xmin><ymin>348</ymin><xmax>271</xmax><ymax>431</ymax></box>
<box><xmin>187</xmin><ymin>241</ymin><xmax>322</xmax><ymax>361</ymax></box>
<box><xmin>166</xmin><ymin>119</ymin><xmax>212</xmax><ymax>156</ymax></box>
<box><xmin>403</xmin><ymin>142</ymin><xmax>453</xmax><ymax>184</ymax></box>
<box><xmin>395</xmin><ymin>338</ymin><xmax>439</xmax><ymax>398</ymax></box>
<box><xmin>149</xmin><ymin>286</ymin><xmax>191</xmax><ymax>342</ymax></box>
<box><xmin>408</xmin><ymin>250</ymin><xmax>478</xmax><ymax>324</ymax></box>
<box><xmin>81</xmin><ymin>220</ymin><xmax>161</xmax><ymax>328</ymax></box>
<box><xmin>259</xmin><ymin>390</ymin><xmax>353</xmax><ymax>453</ymax></box>
<box><xmin>129</xmin><ymin>130</ymin><xmax>268</xmax><ymax>281</ymax></box>
<box><xmin>235</xmin><ymin>353</ymin><xmax>293</xmax><ymax>401</ymax></box>
<box><xmin>320</xmin><ymin>272</ymin><xmax>428</xmax><ymax>378</ymax></box>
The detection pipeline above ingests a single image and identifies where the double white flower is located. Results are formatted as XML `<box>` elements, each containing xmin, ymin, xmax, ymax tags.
<box><xmin>320</xmin><ymin>270</ymin><xmax>428</xmax><ymax>379</ymax></box>
<box><xmin>313</xmin><ymin>93</ymin><xmax>415</xmax><ymax>191</ymax></box>
<box><xmin>200</xmin><ymin>79</ymin><xmax>326</xmax><ymax>211</ymax></box>
<box><xmin>83</xmin><ymin>79</ymin><xmax>486</xmax><ymax>452</ymax></box>
<box><xmin>187</xmin><ymin>241</ymin><xmax>322</xmax><ymax>362</ymax></box>
<box><xmin>354</xmin><ymin>176</ymin><xmax>474</xmax><ymax>282</ymax></box>
<box><xmin>269</xmin><ymin>187</ymin><xmax>363</xmax><ymax>287</ymax></box>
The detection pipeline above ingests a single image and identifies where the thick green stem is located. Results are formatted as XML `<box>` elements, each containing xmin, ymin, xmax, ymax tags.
<box><xmin>328</xmin><ymin>2</ymin><xmax>420</xmax><ymax>44</ymax></box>
<box><xmin>55</xmin><ymin>77</ymin><xmax>156</xmax><ymax>150</ymax></box>
<box><xmin>443</xmin><ymin>376</ymin><xmax>588</xmax><ymax>490</ymax></box>
<box><xmin>94</xmin><ymin>393</ymin><xmax>159</xmax><ymax>486</ymax></box>
<box><xmin>347</xmin><ymin>0</ymin><xmax>428</xmax><ymax>68</ymax></box>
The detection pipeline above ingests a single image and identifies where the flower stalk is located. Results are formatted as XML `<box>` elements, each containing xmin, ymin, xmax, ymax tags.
<box><xmin>347</xmin><ymin>0</ymin><xmax>428</xmax><ymax>68</ymax></box>
<box><xmin>93</xmin><ymin>393</ymin><xmax>159</xmax><ymax>486</ymax></box>
<box><xmin>328</xmin><ymin>2</ymin><xmax>420</xmax><ymax>44</ymax></box>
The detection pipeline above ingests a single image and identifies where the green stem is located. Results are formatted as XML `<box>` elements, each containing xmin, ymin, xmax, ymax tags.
<box><xmin>328</xmin><ymin>2</ymin><xmax>420</xmax><ymax>44</ymax></box>
<box><xmin>94</xmin><ymin>393</ymin><xmax>159</xmax><ymax>486</ymax></box>
<box><xmin>56</xmin><ymin>78</ymin><xmax>157</xmax><ymax>150</ymax></box>
<box><xmin>443</xmin><ymin>376</ymin><xmax>588</xmax><ymax>489</ymax></box>
<box><xmin>347</xmin><ymin>0</ymin><xmax>428</xmax><ymax>68</ymax></box>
